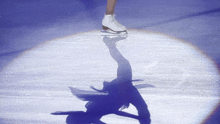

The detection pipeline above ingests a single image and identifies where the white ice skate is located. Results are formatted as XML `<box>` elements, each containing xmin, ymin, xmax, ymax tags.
<box><xmin>102</xmin><ymin>14</ymin><xmax>127</xmax><ymax>34</ymax></box>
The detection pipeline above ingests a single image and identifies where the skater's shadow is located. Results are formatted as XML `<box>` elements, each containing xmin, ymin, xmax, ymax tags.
<box><xmin>52</xmin><ymin>35</ymin><xmax>153</xmax><ymax>124</ymax></box>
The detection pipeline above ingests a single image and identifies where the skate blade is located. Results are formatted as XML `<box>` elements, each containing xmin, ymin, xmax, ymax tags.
<box><xmin>102</xmin><ymin>26</ymin><xmax>127</xmax><ymax>35</ymax></box>
<box><xmin>100</xmin><ymin>31</ymin><xmax>127</xmax><ymax>38</ymax></box>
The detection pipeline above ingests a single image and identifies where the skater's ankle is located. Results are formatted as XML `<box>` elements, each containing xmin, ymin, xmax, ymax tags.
<box><xmin>105</xmin><ymin>12</ymin><xmax>114</xmax><ymax>15</ymax></box>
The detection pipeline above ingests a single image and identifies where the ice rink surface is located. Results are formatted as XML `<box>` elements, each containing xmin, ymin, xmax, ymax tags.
<box><xmin>0</xmin><ymin>0</ymin><xmax>220</xmax><ymax>124</ymax></box>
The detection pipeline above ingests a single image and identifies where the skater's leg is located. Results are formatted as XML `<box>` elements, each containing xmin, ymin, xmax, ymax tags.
<box><xmin>106</xmin><ymin>0</ymin><xmax>117</xmax><ymax>14</ymax></box>
<box><xmin>102</xmin><ymin>0</ymin><xmax>126</xmax><ymax>32</ymax></box>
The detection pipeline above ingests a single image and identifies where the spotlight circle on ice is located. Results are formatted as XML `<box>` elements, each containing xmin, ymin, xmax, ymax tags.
<box><xmin>0</xmin><ymin>29</ymin><xmax>219</xmax><ymax>124</ymax></box>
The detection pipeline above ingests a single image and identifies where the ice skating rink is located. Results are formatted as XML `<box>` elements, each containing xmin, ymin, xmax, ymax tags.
<box><xmin>0</xmin><ymin>0</ymin><xmax>220</xmax><ymax>124</ymax></box>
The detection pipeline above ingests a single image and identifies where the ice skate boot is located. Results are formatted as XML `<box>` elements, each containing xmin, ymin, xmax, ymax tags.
<box><xmin>102</xmin><ymin>14</ymin><xmax>127</xmax><ymax>34</ymax></box>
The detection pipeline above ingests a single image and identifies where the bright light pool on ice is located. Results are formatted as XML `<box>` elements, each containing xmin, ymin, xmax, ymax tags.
<box><xmin>0</xmin><ymin>30</ymin><xmax>219</xmax><ymax>124</ymax></box>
